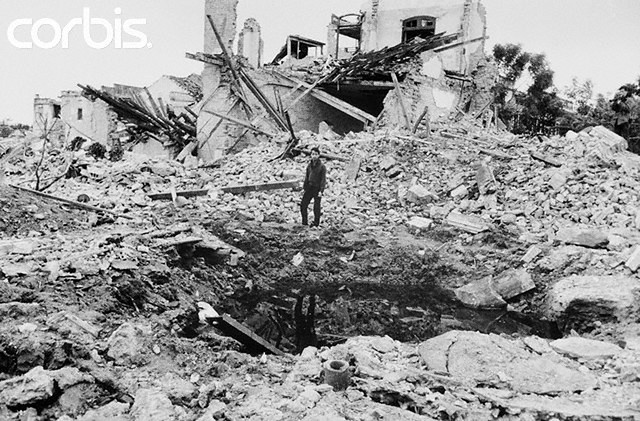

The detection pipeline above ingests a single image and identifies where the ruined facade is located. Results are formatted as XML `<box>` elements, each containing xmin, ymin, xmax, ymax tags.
<box><xmin>195</xmin><ymin>0</ymin><xmax>492</xmax><ymax>162</ymax></box>
<box><xmin>33</xmin><ymin>93</ymin><xmax>114</xmax><ymax>145</ymax></box>
<box><xmin>357</xmin><ymin>0</ymin><xmax>486</xmax><ymax>73</ymax></box>
<box><xmin>33</xmin><ymin>75</ymin><xmax>200</xmax><ymax>153</ymax></box>
<box><xmin>237</xmin><ymin>18</ymin><xmax>263</xmax><ymax>69</ymax></box>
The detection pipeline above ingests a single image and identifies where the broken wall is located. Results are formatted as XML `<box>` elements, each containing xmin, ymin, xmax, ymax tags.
<box><xmin>382</xmin><ymin>52</ymin><xmax>460</xmax><ymax>128</ymax></box>
<box><xmin>197</xmin><ymin>0</ymin><xmax>243</xmax><ymax>162</ymax></box>
<box><xmin>147</xmin><ymin>76</ymin><xmax>195</xmax><ymax>115</ymax></box>
<box><xmin>238</xmin><ymin>18</ymin><xmax>263</xmax><ymax>69</ymax></box>
<box><xmin>59</xmin><ymin>91</ymin><xmax>113</xmax><ymax>145</ymax></box>
<box><xmin>249</xmin><ymin>70</ymin><xmax>365</xmax><ymax>135</ymax></box>
<box><xmin>361</xmin><ymin>0</ymin><xmax>486</xmax><ymax>74</ymax></box>
<box><xmin>33</xmin><ymin>96</ymin><xmax>64</xmax><ymax>143</ymax></box>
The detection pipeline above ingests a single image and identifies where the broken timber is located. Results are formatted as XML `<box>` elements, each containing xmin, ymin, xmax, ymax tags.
<box><xmin>202</xmin><ymin>109</ymin><xmax>276</xmax><ymax>137</ymax></box>
<box><xmin>391</xmin><ymin>72</ymin><xmax>412</xmax><ymax>131</ymax></box>
<box><xmin>10</xmin><ymin>184</ymin><xmax>134</xmax><ymax>220</ymax></box>
<box><xmin>209</xmin><ymin>314</ymin><xmax>284</xmax><ymax>356</ymax></box>
<box><xmin>206</xmin><ymin>15</ymin><xmax>253</xmax><ymax>116</ymax></box>
<box><xmin>148</xmin><ymin>189</ymin><xmax>209</xmax><ymax>201</ymax></box>
<box><xmin>446</xmin><ymin>211</ymin><xmax>489</xmax><ymax>234</ymax></box>
<box><xmin>221</xmin><ymin>180</ymin><xmax>302</xmax><ymax>195</ymax></box>
<box><xmin>530</xmin><ymin>151</ymin><xmax>562</xmax><ymax>167</ymax></box>
<box><xmin>272</xmin><ymin>70</ymin><xmax>376</xmax><ymax>124</ymax></box>
<box><xmin>185</xmin><ymin>52</ymin><xmax>224</xmax><ymax>66</ymax></box>
<box><xmin>480</xmin><ymin>148</ymin><xmax>515</xmax><ymax>160</ymax></box>
<box><xmin>237</xmin><ymin>67</ymin><xmax>289</xmax><ymax>131</ymax></box>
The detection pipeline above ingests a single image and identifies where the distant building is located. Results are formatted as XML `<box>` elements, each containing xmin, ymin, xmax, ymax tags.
<box><xmin>32</xmin><ymin>74</ymin><xmax>202</xmax><ymax>148</ymax></box>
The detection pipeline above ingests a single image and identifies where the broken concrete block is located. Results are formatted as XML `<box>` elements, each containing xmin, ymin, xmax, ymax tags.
<box><xmin>550</xmin><ymin>337</ymin><xmax>622</xmax><ymax>360</ymax></box>
<box><xmin>625</xmin><ymin>246</ymin><xmax>640</xmax><ymax>272</ymax></box>
<box><xmin>292</xmin><ymin>252</ymin><xmax>304</xmax><ymax>267</ymax></box>
<box><xmin>500</xmin><ymin>213</ymin><xmax>517</xmax><ymax>224</ymax></box>
<box><xmin>450</xmin><ymin>185</ymin><xmax>468</xmax><ymax>200</ymax></box>
<box><xmin>0</xmin><ymin>366</ymin><xmax>55</xmax><ymax>407</ymax></box>
<box><xmin>522</xmin><ymin>336</ymin><xmax>553</xmax><ymax>355</ymax></box>
<box><xmin>446</xmin><ymin>211</ymin><xmax>489</xmax><ymax>234</ymax></box>
<box><xmin>587</xmin><ymin>125</ymin><xmax>628</xmax><ymax>154</ymax></box>
<box><xmin>385</xmin><ymin>166</ymin><xmax>402</xmax><ymax>178</ymax></box>
<box><xmin>0</xmin><ymin>262</ymin><xmax>32</xmax><ymax>277</ymax></box>
<box><xmin>406</xmin><ymin>184</ymin><xmax>437</xmax><ymax>205</ymax></box>
<box><xmin>548</xmin><ymin>171</ymin><xmax>567</xmax><ymax>190</ymax></box>
<box><xmin>556</xmin><ymin>227</ymin><xmax>609</xmax><ymax>248</ymax></box>
<box><xmin>491</xmin><ymin>268</ymin><xmax>535</xmax><ymax>300</ymax></box>
<box><xmin>419</xmin><ymin>331</ymin><xmax>597</xmax><ymax>394</ymax></box>
<box><xmin>476</xmin><ymin>162</ymin><xmax>496</xmax><ymax>195</ymax></box>
<box><xmin>521</xmin><ymin>245</ymin><xmax>543</xmax><ymax>263</ymax></box>
<box><xmin>74</xmin><ymin>401</ymin><xmax>130</xmax><ymax>421</ymax></box>
<box><xmin>106</xmin><ymin>323</ymin><xmax>144</xmax><ymax>364</ymax></box>
<box><xmin>546</xmin><ymin>275</ymin><xmax>640</xmax><ymax>327</ymax></box>
<box><xmin>0</xmin><ymin>239</ymin><xmax>36</xmax><ymax>255</ymax></box>
<box><xmin>379</xmin><ymin>156</ymin><xmax>397</xmax><ymax>172</ymax></box>
<box><xmin>455</xmin><ymin>277</ymin><xmax>507</xmax><ymax>309</ymax></box>
<box><xmin>565</xmin><ymin>130</ymin><xmax>578</xmax><ymax>141</ymax></box>
<box><xmin>110</xmin><ymin>260</ymin><xmax>139</xmax><ymax>271</ymax></box>
<box><xmin>407</xmin><ymin>216</ymin><xmax>432</xmax><ymax>230</ymax></box>
<box><xmin>130</xmin><ymin>388</ymin><xmax>176</xmax><ymax>421</ymax></box>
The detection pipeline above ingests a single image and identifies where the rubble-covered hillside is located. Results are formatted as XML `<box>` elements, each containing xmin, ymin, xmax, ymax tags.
<box><xmin>1</xmin><ymin>117</ymin><xmax>640</xmax><ymax>420</ymax></box>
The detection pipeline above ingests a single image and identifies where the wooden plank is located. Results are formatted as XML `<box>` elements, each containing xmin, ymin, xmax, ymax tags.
<box><xmin>272</xmin><ymin>70</ymin><xmax>376</xmax><ymax>124</ymax></box>
<box><xmin>284</xmin><ymin>70</ymin><xmax>337</xmax><ymax>113</ymax></box>
<box><xmin>203</xmin><ymin>109</ymin><xmax>276</xmax><ymax>137</ymax></box>
<box><xmin>446</xmin><ymin>211</ymin><xmax>489</xmax><ymax>234</ymax></box>
<box><xmin>148</xmin><ymin>189</ymin><xmax>209</xmax><ymax>201</ymax></box>
<box><xmin>530</xmin><ymin>151</ymin><xmax>562</xmax><ymax>167</ymax></box>
<box><xmin>176</xmin><ymin>141</ymin><xmax>197</xmax><ymax>161</ymax></box>
<box><xmin>144</xmin><ymin>87</ymin><xmax>163</xmax><ymax>117</ymax></box>
<box><xmin>391</xmin><ymin>72</ymin><xmax>412</xmax><ymax>131</ymax></box>
<box><xmin>185</xmin><ymin>52</ymin><xmax>224</xmax><ymax>66</ymax></box>
<box><xmin>480</xmin><ymin>148</ymin><xmax>516</xmax><ymax>160</ymax></box>
<box><xmin>412</xmin><ymin>105</ymin><xmax>430</xmax><ymax>135</ymax></box>
<box><xmin>9</xmin><ymin>184</ymin><xmax>133</xmax><ymax>219</ymax></box>
<box><xmin>158</xmin><ymin>236</ymin><xmax>203</xmax><ymax>247</ymax></box>
<box><xmin>212</xmin><ymin>314</ymin><xmax>284</xmax><ymax>356</ymax></box>
<box><xmin>221</xmin><ymin>180</ymin><xmax>302</xmax><ymax>195</ymax></box>
<box><xmin>157</xmin><ymin>97</ymin><xmax>169</xmax><ymax>119</ymax></box>
<box><xmin>237</xmin><ymin>68</ymin><xmax>288</xmax><ymax>131</ymax></box>
<box><xmin>433</xmin><ymin>36</ymin><xmax>488</xmax><ymax>53</ymax></box>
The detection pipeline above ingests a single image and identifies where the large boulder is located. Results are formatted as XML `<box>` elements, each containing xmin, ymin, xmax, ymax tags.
<box><xmin>556</xmin><ymin>227</ymin><xmax>609</xmax><ymax>248</ymax></box>
<box><xmin>454</xmin><ymin>277</ymin><xmax>506</xmax><ymax>309</ymax></box>
<box><xmin>0</xmin><ymin>366</ymin><xmax>54</xmax><ymax>407</ymax></box>
<box><xmin>546</xmin><ymin>275</ymin><xmax>640</xmax><ymax>331</ymax></box>
<box><xmin>130</xmin><ymin>388</ymin><xmax>175</xmax><ymax>421</ymax></box>
<box><xmin>550</xmin><ymin>337</ymin><xmax>622</xmax><ymax>360</ymax></box>
<box><xmin>419</xmin><ymin>331</ymin><xmax>597</xmax><ymax>394</ymax></box>
<box><xmin>106</xmin><ymin>323</ymin><xmax>145</xmax><ymax>364</ymax></box>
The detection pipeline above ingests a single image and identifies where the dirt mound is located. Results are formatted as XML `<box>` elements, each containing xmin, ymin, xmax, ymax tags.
<box><xmin>0</xmin><ymin>185</ymin><xmax>89</xmax><ymax>236</ymax></box>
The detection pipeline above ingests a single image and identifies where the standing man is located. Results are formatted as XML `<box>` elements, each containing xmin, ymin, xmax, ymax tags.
<box><xmin>300</xmin><ymin>147</ymin><xmax>326</xmax><ymax>227</ymax></box>
<box><xmin>612</xmin><ymin>89</ymin><xmax>632</xmax><ymax>139</ymax></box>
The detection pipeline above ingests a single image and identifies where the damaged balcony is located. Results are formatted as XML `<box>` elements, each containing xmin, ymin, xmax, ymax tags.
<box><xmin>270</xmin><ymin>35</ymin><xmax>325</xmax><ymax>65</ymax></box>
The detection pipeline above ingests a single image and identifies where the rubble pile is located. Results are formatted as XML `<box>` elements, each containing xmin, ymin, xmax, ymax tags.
<box><xmin>3</xmin><ymin>115</ymin><xmax>640</xmax><ymax>420</ymax></box>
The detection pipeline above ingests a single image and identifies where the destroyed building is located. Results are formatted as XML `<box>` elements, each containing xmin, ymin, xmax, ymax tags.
<box><xmin>4</xmin><ymin>2</ymin><xmax>640</xmax><ymax>420</ymax></box>
<box><xmin>33</xmin><ymin>74</ymin><xmax>202</xmax><ymax>157</ymax></box>
<box><xmin>193</xmin><ymin>0</ymin><xmax>491</xmax><ymax>162</ymax></box>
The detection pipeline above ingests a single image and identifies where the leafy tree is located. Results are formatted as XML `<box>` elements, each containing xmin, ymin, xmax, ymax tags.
<box><xmin>492</xmin><ymin>43</ymin><xmax>563</xmax><ymax>134</ymax></box>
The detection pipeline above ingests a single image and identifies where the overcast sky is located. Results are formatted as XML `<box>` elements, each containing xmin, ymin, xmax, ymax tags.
<box><xmin>0</xmin><ymin>0</ymin><xmax>639</xmax><ymax>124</ymax></box>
